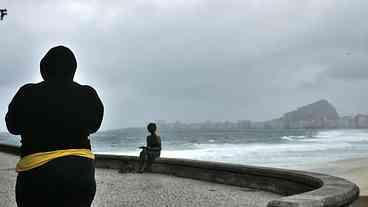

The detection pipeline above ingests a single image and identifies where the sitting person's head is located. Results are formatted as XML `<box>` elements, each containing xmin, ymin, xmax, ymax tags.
<box><xmin>147</xmin><ymin>123</ymin><xmax>157</xmax><ymax>135</ymax></box>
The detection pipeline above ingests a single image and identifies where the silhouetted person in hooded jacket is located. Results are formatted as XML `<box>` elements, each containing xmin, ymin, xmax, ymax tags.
<box><xmin>5</xmin><ymin>46</ymin><xmax>104</xmax><ymax>207</ymax></box>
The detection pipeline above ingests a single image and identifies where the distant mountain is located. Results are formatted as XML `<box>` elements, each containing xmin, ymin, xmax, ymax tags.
<box><xmin>261</xmin><ymin>100</ymin><xmax>340</xmax><ymax>129</ymax></box>
<box><xmin>282</xmin><ymin>99</ymin><xmax>339</xmax><ymax>122</ymax></box>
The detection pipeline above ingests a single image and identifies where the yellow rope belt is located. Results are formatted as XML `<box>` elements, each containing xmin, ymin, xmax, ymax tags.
<box><xmin>16</xmin><ymin>149</ymin><xmax>95</xmax><ymax>172</ymax></box>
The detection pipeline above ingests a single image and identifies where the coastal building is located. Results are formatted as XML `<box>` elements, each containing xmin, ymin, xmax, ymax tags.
<box><xmin>236</xmin><ymin>120</ymin><xmax>252</xmax><ymax>129</ymax></box>
<box><xmin>354</xmin><ymin>114</ymin><xmax>368</xmax><ymax>128</ymax></box>
<box><xmin>337</xmin><ymin>116</ymin><xmax>355</xmax><ymax>128</ymax></box>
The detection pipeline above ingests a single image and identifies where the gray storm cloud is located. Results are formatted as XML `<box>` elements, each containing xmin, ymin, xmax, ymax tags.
<box><xmin>1</xmin><ymin>0</ymin><xmax>368</xmax><ymax>130</ymax></box>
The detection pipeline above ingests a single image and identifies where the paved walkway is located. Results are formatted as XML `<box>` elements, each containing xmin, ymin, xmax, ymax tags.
<box><xmin>0</xmin><ymin>152</ymin><xmax>281</xmax><ymax>207</ymax></box>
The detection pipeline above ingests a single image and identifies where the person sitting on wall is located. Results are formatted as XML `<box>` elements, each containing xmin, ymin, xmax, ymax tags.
<box><xmin>138</xmin><ymin>123</ymin><xmax>161</xmax><ymax>173</ymax></box>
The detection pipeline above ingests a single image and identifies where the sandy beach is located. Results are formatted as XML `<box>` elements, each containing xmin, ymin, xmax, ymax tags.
<box><xmin>307</xmin><ymin>156</ymin><xmax>368</xmax><ymax>196</ymax></box>
<box><xmin>306</xmin><ymin>157</ymin><xmax>368</xmax><ymax>206</ymax></box>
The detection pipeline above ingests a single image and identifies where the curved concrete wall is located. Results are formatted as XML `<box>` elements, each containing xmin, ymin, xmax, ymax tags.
<box><xmin>0</xmin><ymin>143</ymin><xmax>359</xmax><ymax>207</ymax></box>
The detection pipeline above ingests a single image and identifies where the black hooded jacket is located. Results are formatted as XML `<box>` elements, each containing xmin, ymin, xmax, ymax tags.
<box><xmin>5</xmin><ymin>46</ymin><xmax>104</xmax><ymax>157</ymax></box>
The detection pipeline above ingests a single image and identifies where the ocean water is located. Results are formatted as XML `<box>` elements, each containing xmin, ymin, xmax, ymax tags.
<box><xmin>1</xmin><ymin>129</ymin><xmax>368</xmax><ymax>170</ymax></box>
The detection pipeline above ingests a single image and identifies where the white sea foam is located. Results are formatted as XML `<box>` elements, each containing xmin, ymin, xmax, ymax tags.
<box><xmin>300</xmin><ymin>130</ymin><xmax>368</xmax><ymax>143</ymax></box>
<box><xmin>281</xmin><ymin>136</ymin><xmax>294</xmax><ymax>141</ymax></box>
<box><xmin>169</xmin><ymin>130</ymin><xmax>368</xmax><ymax>167</ymax></box>
<box><xmin>281</xmin><ymin>135</ymin><xmax>308</xmax><ymax>141</ymax></box>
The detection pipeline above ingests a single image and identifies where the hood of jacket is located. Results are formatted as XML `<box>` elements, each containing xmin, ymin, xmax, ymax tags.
<box><xmin>40</xmin><ymin>46</ymin><xmax>77</xmax><ymax>82</ymax></box>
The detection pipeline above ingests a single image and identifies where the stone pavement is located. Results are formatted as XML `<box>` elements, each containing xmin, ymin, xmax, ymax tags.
<box><xmin>0</xmin><ymin>152</ymin><xmax>281</xmax><ymax>207</ymax></box>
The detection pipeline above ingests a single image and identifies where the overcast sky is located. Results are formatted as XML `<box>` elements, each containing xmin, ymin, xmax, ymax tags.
<box><xmin>1</xmin><ymin>0</ymin><xmax>368</xmax><ymax>131</ymax></box>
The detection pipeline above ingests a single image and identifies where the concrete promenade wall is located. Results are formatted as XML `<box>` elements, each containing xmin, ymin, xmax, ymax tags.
<box><xmin>0</xmin><ymin>143</ymin><xmax>359</xmax><ymax>207</ymax></box>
